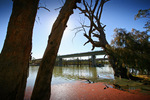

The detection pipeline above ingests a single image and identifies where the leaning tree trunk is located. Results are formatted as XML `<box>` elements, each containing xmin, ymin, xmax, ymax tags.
<box><xmin>31</xmin><ymin>0</ymin><xmax>81</xmax><ymax>100</ymax></box>
<box><xmin>77</xmin><ymin>0</ymin><xmax>132</xmax><ymax>79</ymax></box>
<box><xmin>99</xmin><ymin>36</ymin><xmax>128</xmax><ymax>79</ymax></box>
<box><xmin>107</xmin><ymin>53</ymin><xmax>129</xmax><ymax>78</ymax></box>
<box><xmin>0</xmin><ymin>0</ymin><xmax>39</xmax><ymax>99</ymax></box>
<box><xmin>100</xmin><ymin>31</ymin><xmax>132</xmax><ymax>79</ymax></box>
<box><xmin>104</xmin><ymin>45</ymin><xmax>131</xmax><ymax>79</ymax></box>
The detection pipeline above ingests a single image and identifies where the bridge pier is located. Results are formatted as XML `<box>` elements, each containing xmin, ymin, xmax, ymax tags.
<box><xmin>91</xmin><ymin>55</ymin><xmax>96</xmax><ymax>67</ymax></box>
<box><xmin>59</xmin><ymin>58</ymin><xmax>62</xmax><ymax>66</ymax></box>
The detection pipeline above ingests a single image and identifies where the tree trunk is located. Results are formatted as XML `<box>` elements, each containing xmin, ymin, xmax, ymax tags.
<box><xmin>0</xmin><ymin>0</ymin><xmax>39</xmax><ymax>99</ymax></box>
<box><xmin>31</xmin><ymin>0</ymin><xmax>81</xmax><ymax>100</ymax></box>
<box><xmin>100</xmin><ymin>33</ymin><xmax>130</xmax><ymax>79</ymax></box>
<box><xmin>98</xmin><ymin>30</ymin><xmax>129</xmax><ymax>78</ymax></box>
<box><xmin>77</xmin><ymin>0</ymin><xmax>133</xmax><ymax>80</ymax></box>
<box><xmin>106</xmin><ymin>50</ymin><xmax>132</xmax><ymax>79</ymax></box>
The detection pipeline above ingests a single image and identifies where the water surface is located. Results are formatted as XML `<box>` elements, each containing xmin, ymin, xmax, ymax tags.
<box><xmin>26</xmin><ymin>65</ymin><xmax>150</xmax><ymax>94</ymax></box>
<box><xmin>26</xmin><ymin>65</ymin><xmax>114</xmax><ymax>87</ymax></box>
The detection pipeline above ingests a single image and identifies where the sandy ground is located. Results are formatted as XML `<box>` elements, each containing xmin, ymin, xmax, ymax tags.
<box><xmin>24</xmin><ymin>81</ymin><xmax>150</xmax><ymax>100</ymax></box>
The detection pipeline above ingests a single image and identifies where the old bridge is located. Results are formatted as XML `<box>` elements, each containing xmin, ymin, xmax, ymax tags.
<box><xmin>31</xmin><ymin>50</ymin><xmax>108</xmax><ymax>67</ymax></box>
<box><xmin>57</xmin><ymin>50</ymin><xmax>107</xmax><ymax>67</ymax></box>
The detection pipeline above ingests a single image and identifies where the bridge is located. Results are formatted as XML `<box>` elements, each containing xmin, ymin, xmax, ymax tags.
<box><xmin>57</xmin><ymin>50</ymin><xmax>106</xmax><ymax>58</ymax></box>
<box><xmin>57</xmin><ymin>50</ymin><xmax>107</xmax><ymax>67</ymax></box>
<box><xmin>31</xmin><ymin>50</ymin><xmax>107</xmax><ymax>67</ymax></box>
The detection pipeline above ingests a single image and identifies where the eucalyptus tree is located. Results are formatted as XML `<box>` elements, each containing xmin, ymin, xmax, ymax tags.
<box><xmin>111</xmin><ymin>24</ymin><xmax>150</xmax><ymax>76</ymax></box>
<box><xmin>31</xmin><ymin>0</ymin><xmax>81</xmax><ymax>100</ymax></box>
<box><xmin>135</xmin><ymin>8</ymin><xmax>150</xmax><ymax>32</ymax></box>
<box><xmin>111</xmin><ymin>28</ymin><xmax>150</xmax><ymax>75</ymax></box>
<box><xmin>110</xmin><ymin>8</ymin><xmax>150</xmax><ymax>76</ymax></box>
<box><xmin>109</xmin><ymin>8</ymin><xmax>150</xmax><ymax>76</ymax></box>
<box><xmin>0</xmin><ymin>0</ymin><xmax>39</xmax><ymax>99</ymax></box>
<box><xmin>75</xmin><ymin>0</ymin><xmax>130</xmax><ymax>78</ymax></box>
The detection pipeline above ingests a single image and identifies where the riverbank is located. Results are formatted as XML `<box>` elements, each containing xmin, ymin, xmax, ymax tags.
<box><xmin>24</xmin><ymin>81</ymin><xmax>150</xmax><ymax>100</ymax></box>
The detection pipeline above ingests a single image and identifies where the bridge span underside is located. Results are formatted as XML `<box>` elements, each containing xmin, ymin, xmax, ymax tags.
<box><xmin>56</xmin><ymin>51</ymin><xmax>108</xmax><ymax>67</ymax></box>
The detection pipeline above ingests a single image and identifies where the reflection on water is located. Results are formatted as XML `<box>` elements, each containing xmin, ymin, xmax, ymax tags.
<box><xmin>27</xmin><ymin>66</ymin><xmax>39</xmax><ymax>87</ymax></box>
<box><xmin>26</xmin><ymin>65</ymin><xmax>150</xmax><ymax>95</ymax></box>
<box><xmin>52</xmin><ymin>65</ymin><xmax>114</xmax><ymax>84</ymax></box>
<box><xmin>27</xmin><ymin>65</ymin><xmax>114</xmax><ymax>86</ymax></box>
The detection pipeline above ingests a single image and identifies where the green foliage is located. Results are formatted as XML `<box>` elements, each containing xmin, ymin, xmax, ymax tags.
<box><xmin>111</xmin><ymin>28</ymin><xmax>150</xmax><ymax>74</ymax></box>
<box><xmin>135</xmin><ymin>8</ymin><xmax>150</xmax><ymax>32</ymax></box>
<box><xmin>135</xmin><ymin>9</ymin><xmax>150</xmax><ymax>19</ymax></box>
<box><xmin>108</xmin><ymin>8</ymin><xmax>150</xmax><ymax>75</ymax></box>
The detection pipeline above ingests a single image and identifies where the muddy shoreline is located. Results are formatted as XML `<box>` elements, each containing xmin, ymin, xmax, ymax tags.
<box><xmin>24</xmin><ymin>81</ymin><xmax>150</xmax><ymax>100</ymax></box>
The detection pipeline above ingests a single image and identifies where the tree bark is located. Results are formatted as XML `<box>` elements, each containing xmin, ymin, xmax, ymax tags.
<box><xmin>0</xmin><ymin>0</ymin><xmax>39</xmax><ymax>99</ymax></box>
<box><xmin>31</xmin><ymin>0</ymin><xmax>81</xmax><ymax>100</ymax></box>
<box><xmin>77</xmin><ymin>0</ymin><xmax>132</xmax><ymax>79</ymax></box>
<box><xmin>104</xmin><ymin>47</ymin><xmax>128</xmax><ymax>79</ymax></box>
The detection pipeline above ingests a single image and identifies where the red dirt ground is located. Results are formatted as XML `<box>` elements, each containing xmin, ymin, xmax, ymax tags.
<box><xmin>24</xmin><ymin>81</ymin><xmax>150</xmax><ymax>100</ymax></box>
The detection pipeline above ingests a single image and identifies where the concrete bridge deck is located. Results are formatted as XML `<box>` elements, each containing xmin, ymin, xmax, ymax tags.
<box><xmin>57</xmin><ymin>50</ymin><xmax>106</xmax><ymax>58</ymax></box>
<box><xmin>57</xmin><ymin>50</ymin><xmax>106</xmax><ymax>67</ymax></box>
<box><xmin>31</xmin><ymin>51</ymin><xmax>107</xmax><ymax>67</ymax></box>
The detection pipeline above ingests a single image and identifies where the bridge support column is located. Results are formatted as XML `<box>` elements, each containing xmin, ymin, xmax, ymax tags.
<box><xmin>59</xmin><ymin>58</ymin><xmax>62</xmax><ymax>66</ymax></box>
<box><xmin>91</xmin><ymin>55</ymin><xmax>96</xmax><ymax>67</ymax></box>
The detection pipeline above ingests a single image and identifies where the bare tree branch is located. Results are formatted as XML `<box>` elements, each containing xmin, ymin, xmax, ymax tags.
<box><xmin>72</xmin><ymin>29</ymin><xmax>83</xmax><ymax>42</ymax></box>
<box><xmin>92</xmin><ymin>33</ymin><xmax>100</xmax><ymax>38</ymax></box>
<box><xmin>38</xmin><ymin>6</ymin><xmax>50</xmax><ymax>12</ymax></box>
<box><xmin>98</xmin><ymin>0</ymin><xmax>104</xmax><ymax>20</ymax></box>
<box><xmin>93</xmin><ymin>0</ymin><xmax>99</xmax><ymax>14</ymax></box>
<box><xmin>84</xmin><ymin>40</ymin><xmax>90</xmax><ymax>45</ymax></box>
<box><xmin>84</xmin><ymin>33</ymin><xmax>95</xmax><ymax>45</ymax></box>
<box><xmin>96</xmin><ymin>0</ymin><xmax>102</xmax><ymax>19</ymax></box>
<box><xmin>75</xmin><ymin>0</ymin><xmax>109</xmax><ymax>50</ymax></box>
<box><xmin>55</xmin><ymin>7</ymin><xmax>62</xmax><ymax>11</ymax></box>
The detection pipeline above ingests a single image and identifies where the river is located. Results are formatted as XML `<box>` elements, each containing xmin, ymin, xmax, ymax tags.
<box><xmin>26</xmin><ymin>65</ymin><xmax>114</xmax><ymax>87</ymax></box>
<box><xmin>26</xmin><ymin>65</ymin><xmax>150</xmax><ymax>94</ymax></box>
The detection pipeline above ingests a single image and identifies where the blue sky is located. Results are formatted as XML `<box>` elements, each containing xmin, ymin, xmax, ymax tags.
<box><xmin>0</xmin><ymin>0</ymin><xmax>150</xmax><ymax>59</ymax></box>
